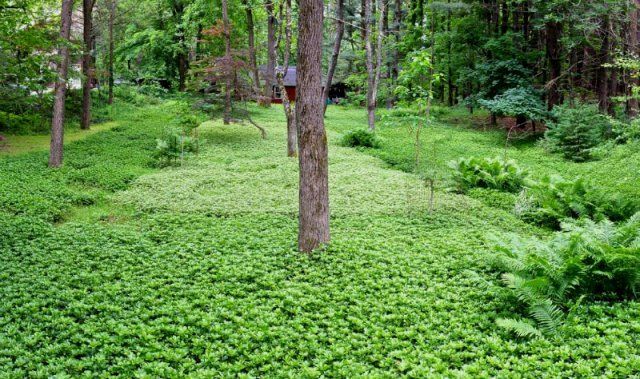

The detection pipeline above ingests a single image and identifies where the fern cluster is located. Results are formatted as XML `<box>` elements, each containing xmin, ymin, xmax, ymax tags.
<box><xmin>492</xmin><ymin>214</ymin><xmax>640</xmax><ymax>338</ymax></box>
<box><xmin>449</xmin><ymin>157</ymin><xmax>529</xmax><ymax>193</ymax></box>
<box><xmin>515</xmin><ymin>175</ymin><xmax>638</xmax><ymax>229</ymax></box>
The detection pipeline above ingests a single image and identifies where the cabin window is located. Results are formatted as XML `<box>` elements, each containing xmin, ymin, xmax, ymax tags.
<box><xmin>273</xmin><ymin>85</ymin><xmax>282</xmax><ymax>99</ymax></box>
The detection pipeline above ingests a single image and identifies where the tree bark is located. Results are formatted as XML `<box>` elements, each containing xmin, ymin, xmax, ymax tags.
<box><xmin>222</xmin><ymin>0</ymin><xmax>232</xmax><ymax>124</ymax></box>
<box><xmin>243</xmin><ymin>0</ymin><xmax>261</xmax><ymax>94</ymax></box>
<box><xmin>81</xmin><ymin>0</ymin><xmax>95</xmax><ymax>130</ymax></box>
<box><xmin>49</xmin><ymin>0</ymin><xmax>74</xmax><ymax>168</ymax></box>
<box><xmin>297</xmin><ymin>0</ymin><xmax>330</xmax><ymax>252</ymax></box>
<box><xmin>108</xmin><ymin>0</ymin><xmax>115</xmax><ymax>104</ymax></box>
<box><xmin>263</xmin><ymin>0</ymin><xmax>277</xmax><ymax>106</ymax></box>
<box><xmin>323</xmin><ymin>0</ymin><xmax>345</xmax><ymax>115</ymax></box>
<box><xmin>628</xmin><ymin>0</ymin><xmax>639</xmax><ymax>117</ymax></box>
<box><xmin>276</xmin><ymin>0</ymin><xmax>296</xmax><ymax>156</ymax></box>
<box><xmin>365</xmin><ymin>0</ymin><xmax>385</xmax><ymax>130</ymax></box>
<box><xmin>545</xmin><ymin>21</ymin><xmax>562</xmax><ymax>110</ymax></box>
<box><xmin>596</xmin><ymin>18</ymin><xmax>611</xmax><ymax>113</ymax></box>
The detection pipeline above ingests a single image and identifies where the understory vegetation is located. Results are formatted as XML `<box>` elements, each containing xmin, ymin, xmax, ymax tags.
<box><xmin>2</xmin><ymin>100</ymin><xmax>639</xmax><ymax>376</ymax></box>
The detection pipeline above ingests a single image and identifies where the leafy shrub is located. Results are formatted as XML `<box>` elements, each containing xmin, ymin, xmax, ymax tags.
<box><xmin>515</xmin><ymin>175</ymin><xmax>637</xmax><ymax>229</ymax></box>
<box><xmin>613</xmin><ymin>118</ymin><xmax>640</xmax><ymax>143</ymax></box>
<box><xmin>544</xmin><ymin>103</ymin><xmax>611</xmax><ymax>162</ymax></box>
<box><xmin>0</xmin><ymin>111</ymin><xmax>47</xmax><ymax>134</ymax></box>
<box><xmin>479</xmin><ymin>87</ymin><xmax>547</xmax><ymax>125</ymax></box>
<box><xmin>341</xmin><ymin>129</ymin><xmax>381</xmax><ymax>148</ymax></box>
<box><xmin>492</xmin><ymin>214</ymin><xmax>640</xmax><ymax>337</ymax></box>
<box><xmin>448</xmin><ymin>157</ymin><xmax>528</xmax><ymax>193</ymax></box>
<box><xmin>154</xmin><ymin>129</ymin><xmax>198</xmax><ymax>166</ymax></box>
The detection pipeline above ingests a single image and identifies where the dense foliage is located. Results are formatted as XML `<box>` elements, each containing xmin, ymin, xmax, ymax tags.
<box><xmin>515</xmin><ymin>175</ymin><xmax>637</xmax><ymax>229</ymax></box>
<box><xmin>493</xmin><ymin>215</ymin><xmax>640</xmax><ymax>337</ymax></box>
<box><xmin>544</xmin><ymin>104</ymin><xmax>613</xmax><ymax>162</ymax></box>
<box><xmin>340</xmin><ymin>128</ymin><xmax>381</xmax><ymax>149</ymax></box>
<box><xmin>448</xmin><ymin>156</ymin><xmax>528</xmax><ymax>193</ymax></box>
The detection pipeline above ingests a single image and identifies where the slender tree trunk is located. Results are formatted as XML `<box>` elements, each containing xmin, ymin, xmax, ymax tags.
<box><xmin>628</xmin><ymin>0</ymin><xmax>639</xmax><ymax>117</ymax></box>
<box><xmin>108</xmin><ymin>0</ymin><xmax>115</xmax><ymax>104</ymax></box>
<box><xmin>81</xmin><ymin>0</ymin><xmax>95</xmax><ymax>130</ymax></box>
<box><xmin>391</xmin><ymin>0</ymin><xmax>401</xmax><ymax>100</ymax></box>
<box><xmin>597</xmin><ymin>18</ymin><xmax>611</xmax><ymax>113</ymax></box>
<box><xmin>447</xmin><ymin>0</ymin><xmax>453</xmax><ymax>106</ymax></box>
<box><xmin>365</xmin><ymin>0</ymin><xmax>385</xmax><ymax>130</ymax></box>
<box><xmin>500</xmin><ymin>0</ymin><xmax>508</xmax><ymax>35</ymax></box>
<box><xmin>297</xmin><ymin>0</ymin><xmax>330</xmax><ymax>253</ymax></box>
<box><xmin>222</xmin><ymin>0</ymin><xmax>232</xmax><ymax>124</ymax></box>
<box><xmin>263</xmin><ymin>0</ymin><xmax>277</xmax><ymax>106</ymax></box>
<box><xmin>243</xmin><ymin>0</ymin><xmax>261</xmax><ymax>94</ymax></box>
<box><xmin>49</xmin><ymin>0</ymin><xmax>74</xmax><ymax>168</ymax></box>
<box><xmin>545</xmin><ymin>21</ymin><xmax>562</xmax><ymax>110</ymax></box>
<box><xmin>276</xmin><ymin>0</ymin><xmax>296</xmax><ymax>156</ymax></box>
<box><xmin>323</xmin><ymin>0</ymin><xmax>345</xmax><ymax>115</ymax></box>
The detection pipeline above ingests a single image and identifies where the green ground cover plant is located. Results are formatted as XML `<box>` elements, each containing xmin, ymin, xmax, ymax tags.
<box><xmin>1</xmin><ymin>103</ymin><xmax>639</xmax><ymax>376</ymax></box>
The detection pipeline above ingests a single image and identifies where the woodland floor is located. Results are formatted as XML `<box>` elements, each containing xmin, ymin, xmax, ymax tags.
<box><xmin>1</xmin><ymin>101</ymin><xmax>639</xmax><ymax>377</ymax></box>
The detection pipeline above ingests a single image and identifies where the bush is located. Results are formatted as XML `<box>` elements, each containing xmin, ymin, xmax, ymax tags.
<box><xmin>448</xmin><ymin>157</ymin><xmax>529</xmax><ymax>193</ymax></box>
<box><xmin>154</xmin><ymin>129</ymin><xmax>198</xmax><ymax>167</ymax></box>
<box><xmin>544</xmin><ymin>103</ymin><xmax>611</xmax><ymax>162</ymax></box>
<box><xmin>515</xmin><ymin>175</ymin><xmax>638</xmax><ymax>229</ymax></box>
<box><xmin>492</xmin><ymin>214</ymin><xmax>640</xmax><ymax>337</ymax></box>
<box><xmin>613</xmin><ymin>118</ymin><xmax>640</xmax><ymax>143</ymax></box>
<box><xmin>479</xmin><ymin>87</ymin><xmax>547</xmax><ymax>125</ymax></box>
<box><xmin>341</xmin><ymin>129</ymin><xmax>381</xmax><ymax>148</ymax></box>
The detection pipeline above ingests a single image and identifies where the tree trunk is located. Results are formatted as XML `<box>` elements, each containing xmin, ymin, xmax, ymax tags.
<box><xmin>391</xmin><ymin>0</ymin><xmax>401</xmax><ymax>101</ymax></box>
<box><xmin>108</xmin><ymin>0</ymin><xmax>115</xmax><ymax>104</ymax></box>
<box><xmin>49</xmin><ymin>0</ymin><xmax>74</xmax><ymax>168</ymax></box>
<box><xmin>277</xmin><ymin>0</ymin><xmax>297</xmax><ymax>156</ymax></box>
<box><xmin>628</xmin><ymin>0</ymin><xmax>639</xmax><ymax>117</ymax></box>
<box><xmin>297</xmin><ymin>0</ymin><xmax>330</xmax><ymax>252</ymax></box>
<box><xmin>243</xmin><ymin>0</ymin><xmax>261</xmax><ymax>94</ymax></box>
<box><xmin>500</xmin><ymin>0</ymin><xmax>508</xmax><ymax>35</ymax></box>
<box><xmin>81</xmin><ymin>0</ymin><xmax>95</xmax><ymax>130</ymax></box>
<box><xmin>365</xmin><ymin>0</ymin><xmax>384</xmax><ymax>130</ymax></box>
<box><xmin>596</xmin><ymin>18</ymin><xmax>611</xmax><ymax>113</ymax></box>
<box><xmin>222</xmin><ymin>0</ymin><xmax>232</xmax><ymax>124</ymax></box>
<box><xmin>263</xmin><ymin>0</ymin><xmax>277</xmax><ymax>106</ymax></box>
<box><xmin>323</xmin><ymin>0</ymin><xmax>345</xmax><ymax>115</ymax></box>
<box><xmin>545</xmin><ymin>21</ymin><xmax>562</xmax><ymax>110</ymax></box>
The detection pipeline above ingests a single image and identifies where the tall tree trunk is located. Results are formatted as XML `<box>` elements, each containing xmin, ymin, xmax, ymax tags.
<box><xmin>365</xmin><ymin>0</ymin><xmax>385</xmax><ymax>130</ymax></box>
<box><xmin>323</xmin><ymin>0</ymin><xmax>345</xmax><ymax>114</ymax></box>
<box><xmin>500</xmin><ymin>0</ymin><xmax>508</xmax><ymax>35</ymax></box>
<box><xmin>628</xmin><ymin>0</ymin><xmax>639</xmax><ymax>117</ymax></box>
<box><xmin>447</xmin><ymin>0</ymin><xmax>453</xmax><ymax>106</ymax></box>
<box><xmin>545</xmin><ymin>21</ymin><xmax>562</xmax><ymax>109</ymax></box>
<box><xmin>108</xmin><ymin>0</ymin><xmax>115</xmax><ymax>104</ymax></box>
<box><xmin>391</xmin><ymin>0</ymin><xmax>401</xmax><ymax>99</ymax></box>
<box><xmin>297</xmin><ymin>0</ymin><xmax>330</xmax><ymax>253</ymax></box>
<box><xmin>81</xmin><ymin>0</ymin><xmax>95</xmax><ymax>130</ymax></box>
<box><xmin>243</xmin><ymin>0</ymin><xmax>261</xmax><ymax>94</ymax></box>
<box><xmin>596</xmin><ymin>18</ymin><xmax>611</xmax><ymax>113</ymax></box>
<box><xmin>263</xmin><ymin>0</ymin><xmax>277</xmax><ymax>106</ymax></box>
<box><xmin>276</xmin><ymin>0</ymin><xmax>296</xmax><ymax>156</ymax></box>
<box><xmin>49</xmin><ymin>0</ymin><xmax>74</xmax><ymax>168</ymax></box>
<box><xmin>222</xmin><ymin>0</ymin><xmax>232</xmax><ymax>124</ymax></box>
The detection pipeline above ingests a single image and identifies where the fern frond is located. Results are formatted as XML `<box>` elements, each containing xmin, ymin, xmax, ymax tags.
<box><xmin>496</xmin><ymin>318</ymin><xmax>543</xmax><ymax>339</ymax></box>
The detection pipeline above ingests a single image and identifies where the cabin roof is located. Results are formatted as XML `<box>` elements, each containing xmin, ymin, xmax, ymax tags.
<box><xmin>259</xmin><ymin>66</ymin><xmax>297</xmax><ymax>87</ymax></box>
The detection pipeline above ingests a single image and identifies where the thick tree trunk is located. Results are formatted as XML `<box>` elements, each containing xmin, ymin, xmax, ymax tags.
<box><xmin>545</xmin><ymin>21</ymin><xmax>562</xmax><ymax>110</ymax></box>
<box><xmin>49</xmin><ymin>0</ymin><xmax>74</xmax><ymax>168</ymax></box>
<box><xmin>297</xmin><ymin>0</ymin><xmax>330</xmax><ymax>252</ymax></box>
<box><xmin>243</xmin><ymin>0</ymin><xmax>261</xmax><ymax>94</ymax></box>
<box><xmin>108</xmin><ymin>0</ymin><xmax>115</xmax><ymax>104</ymax></box>
<box><xmin>263</xmin><ymin>0</ymin><xmax>277</xmax><ymax>106</ymax></box>
<box><xmin>222</xmin><ymin>0</ymin><xmax>232</xmax><ymax>124</ymax></box>
<box><xmin>628</xmin><ymin>0</ymin><xmax>639</xmax><ymax>117</ymax></box>
<box><xmin>81</xmin><ymin>0</ymin><xmax>94</xmax><ymax>130</ymax></box>
<box><xmin>177</xmin><ymin>53</ymin><xmax>188</xmax><ymax>91</ymax></box>
<box><xmin>323</xmin><ymin>0</ymin><xmax>345</xmax><ymax>115</ymax></box>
